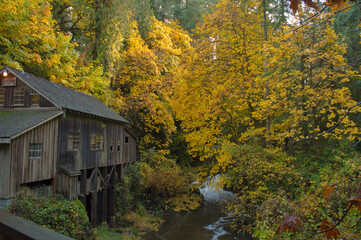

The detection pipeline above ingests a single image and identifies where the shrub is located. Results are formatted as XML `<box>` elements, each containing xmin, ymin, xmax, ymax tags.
<box><xmin>117</xmin><ymin>163</ymin><xmax>143</xmax><ymax>215</ymax></box>
<box><xmin>136</xmin><ymin>148</ymin><xmax>201</xmax><ymax>211</ymax></box>
<box><xmin>9</xmin><ymin>194</ymin><xmax>94</xmax><ymax>239</ymax></box>
<box><xmin>221</xmin><ymin>144</ymin><xmax>296</xmax><ymax>233</ymax></box>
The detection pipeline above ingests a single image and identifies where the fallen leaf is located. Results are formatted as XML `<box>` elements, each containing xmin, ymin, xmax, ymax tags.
<box><xmin>347</xmin><ymin>182</ymin><xmax>361</xmax><ymax>211</ymax></box>
<box><xmin>304</xmin><ymin>0</ymin><xmax>319</xmax><ymax>11</ymax></box>
<box><xmin>276</xmin><ymin>213</ymin><xmax>301</xmax><ymax>235</ymax></box>
<box><xmin>321</xmin><ymin>219</ymin><xmax>341</xmax><ymax>239</ymax></box>
<box><xmin>289</xmin><ymin>0</ymin><xmax>319</xmax><ymax>14</ymax></box>
<box><xmin>322</xmin><ymin>182</ymin><xmax>338</xmax><ymax>199</ymax></box>
<box><xmin>289</xmin><ymin>0</ymin><xmax>299</xmax><ymax>14</ymax></box>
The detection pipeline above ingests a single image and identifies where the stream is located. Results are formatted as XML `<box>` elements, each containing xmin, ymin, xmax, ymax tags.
<box><xmin>142</xmin><ymin>177</ymin><xmax>253</xmax><ymax>240</ymax></box>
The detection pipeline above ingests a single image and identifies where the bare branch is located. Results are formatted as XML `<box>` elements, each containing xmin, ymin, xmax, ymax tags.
<box><xmin>308</xmin><ymin>204</ymin><xmax>352</xmax><ymax>239</ymax></box>
<box><xmin>348</xmin><ymin>56</ymin><xmax>361</xmax><ymax>66</ymax></box>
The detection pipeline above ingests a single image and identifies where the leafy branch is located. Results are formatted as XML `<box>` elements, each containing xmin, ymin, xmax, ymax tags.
<box><xmin>294</xmin><ymin>100</ymin><xmax>361</xmax><ymax>142</ymax></box>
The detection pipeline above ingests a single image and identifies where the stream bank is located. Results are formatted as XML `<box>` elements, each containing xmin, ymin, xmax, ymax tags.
<box><xmin>142</xmin><ymin>177</ymin><xmax>253</xmax><ymax>240</ymax></box>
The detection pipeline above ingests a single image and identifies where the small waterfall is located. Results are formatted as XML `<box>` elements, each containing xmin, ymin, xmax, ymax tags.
<box><xmin>199</xmin><ymin>174</ymin><xmax>234</xmax><ymax>202</ymax></box>
<box><xmin>200</xmin><ymin>175</ymin><xmax>236</xmax><ymax>240</ymax></box>
<box><xmin>143</xmin><ymin>174</ymin><xmax>252</xmax><ymax>240</ymax></box>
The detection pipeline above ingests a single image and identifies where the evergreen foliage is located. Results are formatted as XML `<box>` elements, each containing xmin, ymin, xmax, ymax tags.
<box><xmin>9</xmin><ymin>194</ymin><xmax>94</xmax><ymax>239</ymax></box>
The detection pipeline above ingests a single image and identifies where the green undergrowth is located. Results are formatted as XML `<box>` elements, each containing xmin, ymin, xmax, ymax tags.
<box><xmin>110</xmin><ymin>149</ymin><xmax>203</xmax><ymax>238</ymax></box>
<box><xmin>96</xmin><ymin>205</ymin><xmax>163</xmax><ymax>240</ymax></box>
<box><xmin>138</xmin><ymin>148</ymin><xmax>203</xmax><ymax>212</ymax></box>
<box><xmin>9</xmin><ymin>193</ymin><xmax>95</xmax><ymax>239</ymax></box>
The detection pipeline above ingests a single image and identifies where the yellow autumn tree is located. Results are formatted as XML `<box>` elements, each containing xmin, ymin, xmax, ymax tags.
<box><xmin>114</xmin><ymin>19</ymin><xmax>191</xmax><ymax>151</ymax></box>
<box><xmin>172</xmin><ymin>0</ymin><xmax>265</xmax><ymax>166</ymax></box>
<box><xmin>262</xmin><ymin>18</ymin><xmax>360</xmax><ymax>147</ymax></box>
<box><xmin>0</xmin><ymin>0</ymin><xmax>112</xmax><ymax>104</ymax></box>
<box><xmin>172</xmin><ymin>0</ymin><xmax>360</xmax><ymax>176</ymax></box>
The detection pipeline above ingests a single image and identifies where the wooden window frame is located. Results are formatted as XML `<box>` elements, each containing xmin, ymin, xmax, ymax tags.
<box><xmin>117</xmin><ymin>139</ymin><xmax>121</xmax><ymax>152</ymax></box>
<box><xmin>31</xmin><ymin>93</ymin><xmax>40</xmax><ymax>107</ymax></box>
<box><xmin>68</xmin><ymin>132</ymin><xmax>80</xmax><ymax>151</ymax></box>
<box><xmin>12</xmin><ymin>86</ymin><xmax>25</xmax><ymax>106</ymax></box>
<box><xmin>91</xmin><ymin>134</ymin><xmax>104</xmax><ymax>151</ymax></box>
<box><xmin>29</xmin><ymin>143</ymin><xmax>42</xmax><ymax>159</ymax></box>
<box><xmin>110</xmin><ymin>138</ymin><xmax>114</xmax><ymax>152</ymax></box>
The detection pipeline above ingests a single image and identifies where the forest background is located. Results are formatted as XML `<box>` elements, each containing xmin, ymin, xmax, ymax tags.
<box><xmin>1</xmin><ymin>0</ymin><xmax>361</xmax><ymax>239</ymax></box>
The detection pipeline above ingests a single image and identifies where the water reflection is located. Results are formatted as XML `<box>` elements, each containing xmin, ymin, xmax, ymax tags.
<box><xmin>142</xmin><ymin>177</ymin><xmax>253</xmax><ymax>240</ymax></box>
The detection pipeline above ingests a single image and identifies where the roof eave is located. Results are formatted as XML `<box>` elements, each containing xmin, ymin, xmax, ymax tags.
<box><xmin>0</xmin><ymin>138</ymin><xmax>10</xmax><ymax>144</ymax></box>
<box><xmin>10</xmin><ymin>111</ymin><xmax>63</xmax><ymax>140</ymax></box>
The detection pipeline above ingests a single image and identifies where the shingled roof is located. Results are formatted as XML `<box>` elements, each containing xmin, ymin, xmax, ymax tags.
<box><xmin>3</xmin><ymin>66</ymin><xmax>128</xmax><ymax>124</ymax></box>
<box><xmin>0</xmin><ymin>110</ymin><xmax>62</xmax><ymax>143</ymax></box>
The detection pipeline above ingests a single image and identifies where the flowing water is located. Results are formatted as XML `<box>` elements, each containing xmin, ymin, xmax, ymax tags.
<box><xmin>142</xmin><ymin>177</ymin><xmax>253</xmax><ymax>240</ymax></box>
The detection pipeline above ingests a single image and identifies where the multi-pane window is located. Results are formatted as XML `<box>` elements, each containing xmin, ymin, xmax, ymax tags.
<box><xmin>0</xmin><ymin>88</ymin><xmax>4</xmax><ymax>106</ymax></box>
<box><xmin>68</xmin><ymin>132</ymin><xmax>80</xmax><ymax>151</ymax></box>
<box><xmin>29</xmin><ymin>144</ymin><xmax>42</xmax><ymax>159</ymax></box>
<box><xmin>31</xmin><ymin>93</ymin><xmax>40</xmax><ymax>106</ymax></box>
<box><xmin>13</xmin><ymin>87</ymin><xmax>24</xmax><ymax>106</ymax></box>
<box><xmin>91</xmin><ymin>134</ymin><xmax>104</xmax><ymax>150</ymax></box>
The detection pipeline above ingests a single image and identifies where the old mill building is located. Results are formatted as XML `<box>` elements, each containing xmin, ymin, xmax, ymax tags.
<box><xmin>0</xmin><ymin>66</ymin><xmax>137</xmax><ymax>226</ymax></box>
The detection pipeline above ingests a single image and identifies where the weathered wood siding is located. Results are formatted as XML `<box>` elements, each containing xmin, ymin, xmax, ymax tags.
<box><xmin>123</xmin><ymin>128</ymin><xmax>137</xmax><ymax>163</ymax></box>
<box><xmin>107</xmin><ymin>123</ymin><xmax>124</xmax><ymax>166</ymax></box>
<box><xmin>58</xmin><ymin>171</ymin><xmax>79</xmax><ymax>200</ymax></box>
<box><xmin>129</xmin><ymin>134</ymin><xmax>137</xmax><ymax>163</ymax></box>
<box><xmin>0</xmin><ymin>77</ymin><xmax>55</xmax><ymax>109</ymax></box>
<box><xmin>58</xmin><ymin>113</ymin><xmax>127</xmax><ymax>170</ymax></box>
<box><xmin>11</xmin><ymin>118</ymin><xmax>59</xmax><ymax>185</ymax></box>
<box><xmin>0</xmin><ymin>144</ymin><xmax>11</xmax><ymax>198</ymax></box>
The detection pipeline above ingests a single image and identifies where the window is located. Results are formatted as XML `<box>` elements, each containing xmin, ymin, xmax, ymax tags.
<box><xmin>110</xmin><ymin>138</ymin><xmax>114</xmax><ymax>152</ymax></box>
<box><xmin>91</xmin><ymin>134</ymin><xmax>104</xmax><ymax>151</ymax></box>
<box><xmin>117</xmin><ymin>139</ymin><xmax>121</xmax><ymax>152</ymax></box>
<box><xmin>125</xmin><ymin>136</ymin><xmax>129</xmax><ymax>143</ymax></box>
<box><xmin>29</xmin><ymin>144</ymin><xmax>42</xmax><ymax>158</ymax></box>
<box><xmin>31</xmin><ymin>93</ymin><xmax>39</xmax><ymax>106</ymax></box>
<box><xmin>68</xmin><ymin>132</ymin><xmax>80</xmax><ymax>151</ymax></box>
<box><xmin>13</xmin><ymin>87</ymin><xmax>24</xmax><ymax>106</ymax></box>
<box><xmin>0</xmin><ymin>88</ymin><xmax>4</xmax><ymax>106</ymax></box>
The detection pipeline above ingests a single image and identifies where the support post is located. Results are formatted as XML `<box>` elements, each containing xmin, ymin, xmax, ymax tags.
<box><xmin>109</xmin><ymin>166</ymin><xmax>116</xmax><ymax>227</ymax></box>
<box><xmin>101</xmin><ymin>167</ymin><xmax>107</xmax><ymax>223</ymax></box>
<box><xmin>80</xmin><ymin>169</ymin><xmax>87</xmax><ymax>208</ymax></box>
<box><xmin>91</xmin><ymin>169</ymin><xmax>98</xmax><ymax>228</ymax></box>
